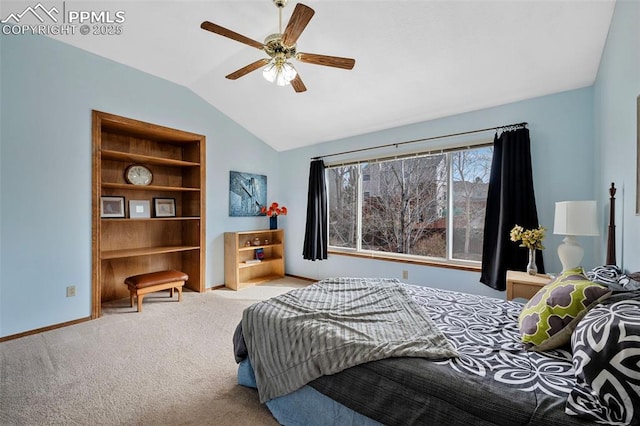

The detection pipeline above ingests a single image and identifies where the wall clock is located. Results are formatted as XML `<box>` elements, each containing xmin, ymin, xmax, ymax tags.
<box><xmin>125</xmin><ymin>164</ymin><xmax>153</xmax><ymax>186</ymax></box>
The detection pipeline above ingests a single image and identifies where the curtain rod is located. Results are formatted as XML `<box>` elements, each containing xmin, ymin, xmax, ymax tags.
<box><xmin>311</xmin><ymin>122</ymin><xmax>528</xmax><ymax>161</ymax></box>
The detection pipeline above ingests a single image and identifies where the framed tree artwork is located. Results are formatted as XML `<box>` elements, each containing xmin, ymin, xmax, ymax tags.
<box><xmin>229</xmin><ymin>171</ymin><xmax>267</xmax><ymax>217</ymax></box>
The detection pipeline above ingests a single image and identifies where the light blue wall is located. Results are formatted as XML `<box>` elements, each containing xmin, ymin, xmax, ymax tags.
<box><xmin>0</xmin><ymin>33</ymin><xmax>282</xmax><ymax>337</ymax></box>
<box><xmin>279</xmin><ymin>88</ymin><xmax>596</xmax><ymax>299</ymax></box>
<box><xmin>593</xmin><ymin>0</ymin><xmax>640</xmax><ymax>273</ymax></box>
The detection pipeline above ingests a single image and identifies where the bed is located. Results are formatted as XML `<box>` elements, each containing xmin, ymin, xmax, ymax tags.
<box><xmin>233</xmin><ymin>188</ymin><xmax>640</xmax><ymax>426</ymax></box>
<box><xmin>234</xmin><ymin>275</ymin><xmax>640</xmax><ymax>425</ymax></box>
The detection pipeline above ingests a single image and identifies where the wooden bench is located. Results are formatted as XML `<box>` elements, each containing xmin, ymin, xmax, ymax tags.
<box><xmin>124</xmin><ymin>270</ymin><xmax>188</xmax><ymax>312</ymax></box>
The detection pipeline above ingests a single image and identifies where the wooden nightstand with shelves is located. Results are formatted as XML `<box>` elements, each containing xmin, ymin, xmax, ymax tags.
<box><xmin>506</xmin><ymin>270</ymin><xmax>552</xmax><ymax>301</ymax></box>
<box><xmin>224</xmin><ymin>229</ymin><xmax>285</xmax><ymax>290</ymax></box>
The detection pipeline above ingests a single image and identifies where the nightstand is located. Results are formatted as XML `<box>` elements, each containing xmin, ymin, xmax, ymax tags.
<box><xmin>506</xmin><ymin>270</ymin><xmax>552</xmax><ymax>301</ymax></box>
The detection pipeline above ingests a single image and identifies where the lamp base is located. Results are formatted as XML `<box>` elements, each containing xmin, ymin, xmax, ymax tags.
<box><xmin>557</xmin><ymin>235</ymin><xmax>584</xmax><ymax>271</ymax></box>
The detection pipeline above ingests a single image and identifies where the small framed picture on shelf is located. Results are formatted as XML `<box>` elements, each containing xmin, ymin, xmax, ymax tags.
<box><xmin>100</xmin><ymin>196</ymin><xmax>125</xmax><ymax>218</ymax></box>
<box><xmin>129</xmin><ymin>200</ymin><xmax>150</xmax><ymax>219</ymax></box>
<box><xmin>153</xmin><ymin>198</ymin><xmax>176</xmax><ymax>217</ymax></box>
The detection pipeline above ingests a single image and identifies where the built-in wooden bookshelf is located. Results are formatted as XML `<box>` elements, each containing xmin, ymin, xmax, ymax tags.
<box><xmin>224</xmin><ymin>229</ymin><xmax>285</xmax><ymax>290</ymax></box>
<box><xmin>92</xmin><ymin>110</ymin><xmax>205</xmax><ymax>318</ymax></box>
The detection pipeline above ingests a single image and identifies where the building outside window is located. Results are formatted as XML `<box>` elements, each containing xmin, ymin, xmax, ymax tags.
<box><xmin>327</xmin><ymin>144</ymin><xmax>493</xmax><ymax>264</ymax></box>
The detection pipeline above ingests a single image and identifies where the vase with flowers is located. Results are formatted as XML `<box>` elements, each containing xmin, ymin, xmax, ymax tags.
<box><xmin>510</xmin><ymin>224</ymin><xmax>546</xmax><ymax>275</ymax></box>
<box><xmin>261</xmin><ymin>202</ymin><xmax>288</xmax><ymax>229</ymax></box>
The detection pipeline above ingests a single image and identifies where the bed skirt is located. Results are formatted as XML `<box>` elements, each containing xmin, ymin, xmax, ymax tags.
<box><xmin>238</xmin><ymin>358</ymin><xmax>381</xmax><ymax>426</ymax></box>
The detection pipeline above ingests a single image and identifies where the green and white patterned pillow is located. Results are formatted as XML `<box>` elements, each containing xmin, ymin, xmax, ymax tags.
<box><xmin>518</xmin><ymin>267</ymin><xmax>611</xmax><ymax>351</ymax></box>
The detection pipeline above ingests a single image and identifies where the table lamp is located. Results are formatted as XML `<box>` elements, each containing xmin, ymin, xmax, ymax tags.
<box><xmin>553</xmin><ymin>200</ymin><xmax>599</xmax><ymax>271</ymax></box>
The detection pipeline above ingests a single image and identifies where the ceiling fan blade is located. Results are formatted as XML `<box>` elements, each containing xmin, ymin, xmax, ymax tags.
<box><xmin>296</xmin><ymin>52</ymin><xmax>355</xmax><ymax>70</ymax></box>
<box><xmin>291</xmin><ymin>74</ymin><xmax>307</xmax><ymax>93</ymax></box>
<box><xmin>201</xmin><ymin>21</ymin><xmax>264</xmax><ymax>50</ymax></box>
<box><xmin>225</xmin><ymin>59</ymin><xmax>271</xmax><ymax>80</ymax></box>
<box><xmin>281</xmin><ymin>4</ymin><xmax>315</xmax><ymax>46</ymax></box>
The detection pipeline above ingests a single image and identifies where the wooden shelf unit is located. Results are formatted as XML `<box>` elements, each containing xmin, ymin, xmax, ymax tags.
<box><xmin>224</xmin><ymin>229</ymin><xmax>285</xmax><ymax>290</ymax></box>
<box><xmin>92</xmin><ymin>110</ymin><xmax>206</xmax><ymax>318</ymax></box>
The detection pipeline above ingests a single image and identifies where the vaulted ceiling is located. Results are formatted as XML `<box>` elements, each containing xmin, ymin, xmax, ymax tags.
<box><xmin>45</xmin><ymin>0</ymin><xmax>615</xmax><ymax>151</ymax></box>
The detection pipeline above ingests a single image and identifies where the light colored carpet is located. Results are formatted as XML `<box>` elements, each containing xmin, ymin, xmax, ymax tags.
<box><xmin>0</xmin><ymin>278</ymin><xmax>310</xmax><ymax>426</ymax></box>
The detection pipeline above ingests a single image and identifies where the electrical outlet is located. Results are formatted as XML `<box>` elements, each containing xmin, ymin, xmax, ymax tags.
<box><xmin>66</xmin><ymin>285</ymin><xmax>76</xmax><ymax>297</ymax></box>
<box><xmin>402</xmin><ymin>270</ymin><xmax>409</xmax><ymax>280</ymax></box>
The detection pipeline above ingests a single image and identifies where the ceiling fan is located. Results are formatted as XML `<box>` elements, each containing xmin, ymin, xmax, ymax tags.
<box><xmin>200</xmin><ymin>0</ymin><xmax>355</xmax><ymax>93</ymax></box>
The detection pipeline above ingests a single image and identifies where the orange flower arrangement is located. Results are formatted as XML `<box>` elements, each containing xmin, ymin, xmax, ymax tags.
<box><xmin>261</xmin><ymin>202</ymin><xmax>288</xmax><ymax>217</ymax></box>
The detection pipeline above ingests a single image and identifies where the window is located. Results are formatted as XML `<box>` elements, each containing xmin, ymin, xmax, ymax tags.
<box><xmin>327</xmin><ymin>145</ymin><xmax>493</xmax><ymax>264</ymax></box>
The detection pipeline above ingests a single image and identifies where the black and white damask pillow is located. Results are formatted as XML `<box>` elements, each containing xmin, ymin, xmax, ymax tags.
<box><xmin>565</xmin><ymin>292</ymin><xmax>640</xmax><ymax>425</ymax></box>
<box><xmin>618</xmin><ymin>274</ymin><xmax>640</xmax><ymax>291</ymax></box>
<box><xmin>586</xmin><ymin>265</ymin><xmax>622</xmax><ymax>288</ymax></box>
<box><xmin>587</xmin><ymin>265</ymin><xmax>640</xmax><ymax>292</ymax></box>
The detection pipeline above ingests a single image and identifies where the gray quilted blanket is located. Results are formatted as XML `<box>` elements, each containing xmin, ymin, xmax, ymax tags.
<box><xmin>241</xmin><ymin>277</ymin><xmax>458</xmax><ymax>402</ymax></box>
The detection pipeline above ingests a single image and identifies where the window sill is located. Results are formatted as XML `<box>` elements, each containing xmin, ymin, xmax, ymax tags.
<box><xmin>328</xmin><ymin>249</ymin><xmax>482</xmax><ymax>273</ymax></box>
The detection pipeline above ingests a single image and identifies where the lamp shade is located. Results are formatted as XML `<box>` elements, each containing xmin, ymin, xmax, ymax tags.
<box><xmin>553</xmin><ymin>201</ymin><xmax>599</xmax><ymax>236</ymax></box>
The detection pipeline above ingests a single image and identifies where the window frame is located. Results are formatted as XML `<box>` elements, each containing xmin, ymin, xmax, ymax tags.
<box><xmin>326</xmin><ymin>139</ymin><xmax>493</xmax><ymax>270</ymax></box>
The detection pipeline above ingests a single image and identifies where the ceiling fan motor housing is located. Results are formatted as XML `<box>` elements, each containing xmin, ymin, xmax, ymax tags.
<box><xmin>264</xmin><ymin>33</ymin><xmax>296</xmax><ymax>59</ymax></box>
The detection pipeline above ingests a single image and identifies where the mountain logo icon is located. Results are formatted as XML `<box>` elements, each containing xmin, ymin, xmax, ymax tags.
<box><xmin>1</xmin><ymin>3</ymin><xmax>59</xmax><ymax>24</ymax></box>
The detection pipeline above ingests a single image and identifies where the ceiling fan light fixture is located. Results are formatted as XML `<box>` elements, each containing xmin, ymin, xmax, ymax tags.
<box><xmin>281</xmin><ymin>61</ymin><xmax>297</xmax><ymax>83</ymax></box>
<box><xmin>262</xmin><ymin>62</ymin><xmax>277</xmax><ymax>83</ymax></box>
<box><xmin>263</xmin><ymin>60</ymin><xmax>297</xmax><ymax>86</ymax></box>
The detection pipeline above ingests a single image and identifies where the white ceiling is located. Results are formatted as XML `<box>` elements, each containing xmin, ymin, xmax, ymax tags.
<box><xmin>41</xmin><ymin>0</ymin><xmax>615</xmax><ymax>151</ymax></box>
